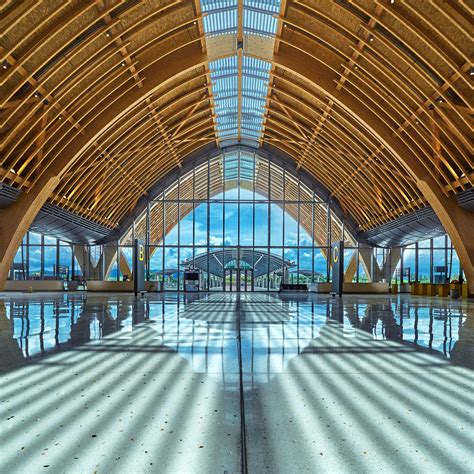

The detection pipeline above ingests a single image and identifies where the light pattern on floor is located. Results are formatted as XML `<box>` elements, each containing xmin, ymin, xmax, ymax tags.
<box><xmin>0</xmin><ymin>293</ymin><xmax>473</xmax><ymax>473</ymax></box>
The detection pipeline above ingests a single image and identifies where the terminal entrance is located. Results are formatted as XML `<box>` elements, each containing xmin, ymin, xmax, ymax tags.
<box><xmin>224</xmin><ymin>267</ymin><xmax>254</xmax><ymax>292</ymax></box>
<box><xmin>223</xmin><ymin>249</ymin><xmax>254</xmax><ymax>292</ymax></box>
<box><xmin>181</xmin><ymin>247</ymin><xmax>294</xmax><ymax>292</ymax></box>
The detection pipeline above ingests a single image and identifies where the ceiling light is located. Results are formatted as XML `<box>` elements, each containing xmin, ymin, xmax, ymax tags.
<box><xmin>354</xmin><ymin>65</ymin><xmax>358</xmax><ymax>70</ymax></box>
<box><xmin>34</xmin><ymin>91</ymin><xmax>41</xmax><ymax>98</ymax></box>
<box><xmin>389</xmin><ymin>0</ymin><xmax>395</xmax><ymax>4</ymax></box>
<box><xmin>436</xmin><ymin>96</ymin><xmax>443</xmax><ymax>103</ymax></box>
<box><xmin>369</xmin><ymin>35</ymin><xmax>374</xmax><ymax>42</ymax></box>
<box><xmin>2</xmin><ymin>60</ymin><xmax>8</xmax><ymax>69</ymax></box>
<box><xmin>469</xmin><ymin>69</ymin><xmax>474</xmax><ymax>76</ymax></box>
<box><xmin>105</xmin><ymin>30</ymin><xmax>111</xmax><ymax>37</ymax></box>
<box><xmin>121</xmin><ymin>61</ymin><xmax>126</xmax><ymax>67</ymax></box>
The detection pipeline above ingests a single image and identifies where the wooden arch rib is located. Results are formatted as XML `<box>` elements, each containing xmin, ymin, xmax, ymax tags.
<box><xmin>0</xmin><ymin>0</ymin><xmax>216</xmax><ymax>288</ymax></box>
<box><xmin>0</xmin><ymin>0</ymin><xmax>472</xmax><ymax>291</ymax></box>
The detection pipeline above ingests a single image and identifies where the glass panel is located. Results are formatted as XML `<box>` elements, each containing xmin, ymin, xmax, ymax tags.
<box><xmin>270</xmin><ymin>204</ymin><xmax>283</xmax><ymax>246</ymax></box>
<box><xmin>28</xmin><ymin>246</ymin><xmax>41</xmax><ymax>279</ymax></box>
<box><xmin>418</xmin><ymin>238</ymin><xmax>431</xmax><ymax>248</ymax></box>
<box><xmin>150</xmin><ymin>201</ymin><xmax>163</xmax><ymax>245</ymax></box>
<box><xmin>314</xmin><ymin>248</ymin><xmax>328</xmax><ymax>281</ymax></box>
<box><xmin>164</xmin><ymin>247</ymin><xmax>179</xmax><ymax>290</ymax></box>
<box><xmin>433</xmin><ymin>249</ymin><xmax>447</xmax><ymax>283</ymax></box>
<box><xmin>449</xmin><ymin>248</ymin><xmax>461</xmax><ymax>281</ymax></box>
<box><xmin>44</xmin><ymin>235</ymin><xmax>56</xmax><ymax>245</ymax></box>
<box><xmin>284</xmin><ymin>204</ymin><xmax>298</xmax><ymax>246</ymax></box>
<box><xmin>299</xmin><ymin>248</ymin><xmax>313</xmax><ymax>283</ymax></box>
<box><xmin>254</xmin><ymin>203</ymin><xmax>268</xmax><ymax>246</ymax></box>
<box><xmin>270</xmin><ymin>164</ymin><xmax>283</xmax><ymax>200</ymax></box>
<box><xmin>134</xmin><ymin>212</ymin><xmax>147</xmax><ymax>242</ymax></box>
<box><xmin>59</xmin><ymin>245</ymin><xmax>72</xmax><ymax>280</ymax></box>
<box><xmin>433</xmin><ymin>236</ymin><xmax>446</xmax><ymax>248</ymax></box>
<box><xmin>270</xmin><ymin>247</ymin><xmax>283</xmax><ymax>290</ymax></box>
<box><xmin>225</xmin><ymin>203</ymin><xmax>238</xmax><ymax>246</ymax></box>
<box><xmin>12</xmin><ymin>245</ymin><xmax>26</xmax><ymax>280</ymax></box>
<box><xmin>105</xmin><ymin>245</ymin><xmax>117</xmax><ymax>281</ymax></box>
<box><xmin>402</xmin><ymin>247</ymin><xmax>416</xmax><ymax>283</ymax></box>
<box><xmin>194</xmin><ymin>204</ymin><xmax>208</xmax><ymax>246</ymax></box>
<box><xmin>179</xmin><ymin>204</ymin><xmax>194</xmax><ymax>246</ymax></box>
<box><xmin>418</xmin><ymin>250</ymin><xmax>430</xmax><ymax>283</ymax></box>
<box><xmin>284</xmin><ymin>248</ymin><xmax>297</xmax><ymax>283</ymax></box>
<box><xmin>299</xmin><ymin>202</ymin><xmax>313</xmax><ymax>246</ymax></box>
<box><xmin>43</xmin><ymin>246</ymin><xmax>57</xmax><ymax>279</ymax></box>
<box><xmin>73</xmin><ymin>255</ymin><xmax>83</xmax><ymax>279</ymax></box>
<box><xmin>29</xmin><ymin>232</ymin><xmax>41</xmax><ymax>244</ymax></box>
<box><xmin>358</xmin><ymin>259</ymin><xmax>369</xmax><ymax>283</ymax></box>
<box><xmin>149</xmin><ymin>247</ymin><xmax>163</xmax><ymax>282</ymax></box>
<box><xmin>107</xmin><ymin>261</ymin><xmax>118</xmax><ymax>281</ymax></box>
<box><xmin>343</xmin><ymin>249</ymin><xmax>355</xmax><ymax>280</ymax></box>
<box><xmin>210</xmin><ymin>203</ymin><xmax>223</xmax><ymax>245</ymax></box>
<box><xmin>120</xmin><ymin>247</ymin><xmax>133</xmax><ymax>281</ymax></box>
<box><xmin>164</xmin><ymin>202</ymin><xmax>178</xmax><ymax>245</ymax></box>
<box><xmin>239</xmin><ymin>203</ymin><xmax>253</xmax><ymax>245</ymax></box>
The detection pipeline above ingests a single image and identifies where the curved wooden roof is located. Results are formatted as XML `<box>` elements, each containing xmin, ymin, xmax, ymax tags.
<box><xmin>1</xmin><ymin>0</ymin><xmax>472</xmax><ymax>234</ymax></box>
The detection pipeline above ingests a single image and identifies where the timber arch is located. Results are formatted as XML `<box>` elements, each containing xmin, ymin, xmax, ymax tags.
<box><xmin>0</xmin><ymin>0</ymin><xmax>472</xmax><ymax>291</ymax></box>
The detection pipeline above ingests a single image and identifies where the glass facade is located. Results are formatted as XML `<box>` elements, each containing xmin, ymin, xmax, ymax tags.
<box><xmin>9</xmin><ymin>232</ymin><xmax>78</xmax><ymax>281</ymax></box>
<box><xmin>7</xmin><ymin>152</ymin><xmax>464</xmax><ymax>290</ymax></box>
<box><xmin>123</xmin><ymin>149</ymin><xmax>354</xmax><ymax>291</ymax></box>
<box><xmin>393</xmin><ymin>236</ymin><xmax>463</xmax><ymax>284</ymax></box>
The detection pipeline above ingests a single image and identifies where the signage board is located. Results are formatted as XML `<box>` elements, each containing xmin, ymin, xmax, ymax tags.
<box><xmin>331</xmin><ymin>240</ymin><xmax>344</xmax><ymax>296</ymax></box>
<box><xmin>133</xmin><ymin>239</ymin><xmax>146</xmax><ymax>295</ymax></box>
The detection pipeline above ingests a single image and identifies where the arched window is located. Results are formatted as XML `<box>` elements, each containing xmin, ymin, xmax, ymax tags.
<box><xmin>124</xmin><ymin>149</ymin><xmax>355</xmax><ymax>290</ymax></box>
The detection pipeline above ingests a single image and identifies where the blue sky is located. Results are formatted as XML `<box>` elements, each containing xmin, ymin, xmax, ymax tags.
<box><xmin>150</xmin><ymin>189</ymin><xmax>328</xmax><ymax>275</ymax></box>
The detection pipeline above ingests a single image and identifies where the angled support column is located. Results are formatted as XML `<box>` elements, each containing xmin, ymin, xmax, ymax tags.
<box><xmin>344</xmin><ymin>253</ymin><xmax>357</xmax><ymax>283</ymax></box>
<box><xmin>416</xmin><ymin>182</ymin><xmax>474</xmax><ymax>294</ymax></box>
<box><xmin>386</xmin><ymin>248</ymin><xmax>402</xmax><ymax>283</ymax></box>
<box><xmin>0</xmin><ymin>171</ymin><xmax>60</xmax><ymax>289</ymax></box>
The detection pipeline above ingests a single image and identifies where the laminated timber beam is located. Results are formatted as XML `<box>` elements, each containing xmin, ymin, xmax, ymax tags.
<box><xmin>268</xmin><ymin>45</ymin><xmax>474</xmax><ymax>293</ymax></box>
<box><xmin>0</xmin><ymin>42</ymin><xmax>208</xmax><ymax>289</ymax></box>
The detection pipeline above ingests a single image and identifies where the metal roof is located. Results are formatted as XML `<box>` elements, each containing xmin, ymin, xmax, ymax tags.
<box><xmin>181</xmin><ymin>248</ymin><xmax>294</xmax><ymax>278</ymax></box>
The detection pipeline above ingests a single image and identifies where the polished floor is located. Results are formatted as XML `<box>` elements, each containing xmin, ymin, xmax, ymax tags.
<box><xmin>0</xmin><ymin>292</ymin><xmax>473</xmax><ymax>473</ymax></box>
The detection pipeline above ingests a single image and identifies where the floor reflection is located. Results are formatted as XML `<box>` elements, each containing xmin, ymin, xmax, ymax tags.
<box><xmin>0</xmin><ymin>292</ymin><xmax>473</xmax><ymax>473</ymax></box>
<box><xmin>0</xmin><ymin>293</ymin><xmax>469</xmax><ymax>371</ymax></box>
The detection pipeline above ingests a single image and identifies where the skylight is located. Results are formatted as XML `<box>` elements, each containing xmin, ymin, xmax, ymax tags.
<box><xmin>200</xmin><ymin>0</ymin><xmax>281</xmax><ymax>146</ymax></box>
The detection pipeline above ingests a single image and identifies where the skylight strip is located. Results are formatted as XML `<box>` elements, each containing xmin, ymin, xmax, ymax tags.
<box><xmin>201</xmin><ymin>0</ymin><xmax>282</xmax><ymax>145</ymax></box>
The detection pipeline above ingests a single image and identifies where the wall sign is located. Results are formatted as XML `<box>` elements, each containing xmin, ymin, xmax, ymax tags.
<box><xmin>133</xmin><ymin>239</ymin><xmax>146</xmax><ymax>295</ymax></box>
<box><xmin>331</xmin><ymin>240</ymin><xmax>344</xmax><ymax>297</ymax></box>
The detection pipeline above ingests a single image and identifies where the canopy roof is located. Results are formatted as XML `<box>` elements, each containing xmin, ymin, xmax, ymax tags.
<box><xmin>181</xmin><ymin>248</ymin><xmax>294</xmax><ymax>278</ymax></box>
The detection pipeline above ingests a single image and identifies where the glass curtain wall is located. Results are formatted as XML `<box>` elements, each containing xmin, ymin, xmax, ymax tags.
<box><xmin>123</xmin><ymin>149</ymin><xmax>355</xmax><ymax>291</ymax></box>
<box><xmin>8</xmin><ymin>232</ymin><xmax>79</xmax><ymax>281</ymax></box>
<box><xmin>8</xmin><ymin>232</ymin><xmax>135</xmax><ymax>283</ymax></box>
<box><xmin>392</xmin><ymin>235</ymin><xmax>463</xmax><ymax>284</ymax></box>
